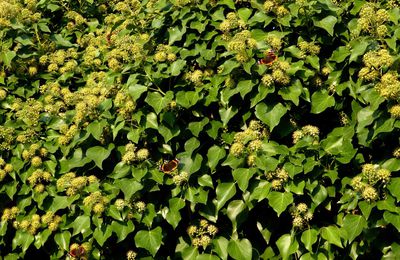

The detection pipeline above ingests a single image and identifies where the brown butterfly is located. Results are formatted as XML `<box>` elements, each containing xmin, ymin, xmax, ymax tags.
<box><xmin>160</xmin><ymin>159</ymin><xmax>180</xmax><ymax>174</ymax></box>
<box><xmin>69</xmin><ymin>246</ymin><xmax>86</xmax><ymax>259</ymax></box>
<box><xmin>258</xmin><ymin>50</ymin><xmax>278</xmax><ymax>65</ymax></box>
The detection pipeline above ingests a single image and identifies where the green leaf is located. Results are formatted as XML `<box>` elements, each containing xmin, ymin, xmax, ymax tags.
<box><xmin>0</xmin><ymin>50</ymin><xmax>16</xmax><ymax>67</ymax></box>
<box><xmin>165</xmin><ymin>198</ymin><xmax>185</xmax><ymax>228</ymax></box>
<box><xmin>207</xmin><ymin>145</ymin><xmax>226</xmax><ymax>171</ymax></box>
<box><xmin>170</xmin><ymin>60</ymin><xmax>187</xmax><ymax>76</ymax></box>
<box><xmin>49</xmin><ymin>195</ymin><xmax>77</xmax><ymax>212</ymax></box>
<box><xmin>313</xmin><ymin>16</ymin><xmax>337</xmax><ymax>36</ymax></box>
<box><xmin>255</xmin><ymin>102</ymin><xmax>288</xmax><ymax>131</ymax></box>
<box><xmin>215</xmin><ymin>182</ymin><xmax>236</xmax><ymax>211</ymax></box>
<box><xmin>134</xmin><ymin>227</ymin><xmax>163</xmax><ymax>257</ymax></box>
<box><xmin>311</xmin><ymin>90</ymin><xmax>335</xmax><ymax>114</ymax></box>
<box><xmin>219</xmin><ymin>106</ymin><xmax>238</xmax><ymax>127</ymax></box>
<box><xmin>228</xmin><ymin>239</ymin><xmax>252</xmax><ymax>260</ymax></box>
<box><xmin>145</xmin><ymin>91</ymin><xmax>174</xmax><ymax>114</ymax></box>
<box><xmin>168</xmin><ymin>26</ymin><xmax>186</xmax><ymax>45</ymax></box>
<box><xmin>387</xmin><ymin>177</ymin><xmax>400</xmax><ymax>200</ymax></box>
<box><xmin>115</xmin><ymin>179</ymin><xmax>143</xmax><ymax>200</ymax></box>
<box><xmin>341</xmin><ymin>214</ymin><xmax>367</xmax><ymax>243</ymax></box>
<box><xmin>86</xmin><ymin>144</ymin><xmax>114</xmax><ymax>169</ymax></box>
<box><xmin>301</xmin><ymin>229</ymin><xmax>318</xmax><ymax>252</ymax></box>
<box><xmin>12</xmin><ymin>230</ymin><xmax>34</xmax><ymax>251</ymax></box>
<box><xmin>227</xmin><ymin>200</ymin><xmax>246</xmax><ymax>230</ymax></box>
<box><xmin>232</xmin><ymin>168</ymin><xmax>256</xmax><ymax>192</ymax></box>
<box><xmin>69</xmin><ymin>216</ymin><xmax>91</xmax><ymax>236</ymax></box>
<box><xmin>128</xmin><ymin>84</ymin><xmax>148</xmax><ymax>101</ymax></box>
<box><xmin>321</xmin><ymin>225</ymin><xmax>343</xmax><ymax>248</ymax></box>
<box><xmin>93</xmin><ymin>226</ymin><xmax>113</xmax><ymax>246</ymax></box>
<box><xmin>276</xmin><ymin>234</ymin><xmax>299</xmax><ymax>260</ymax></box>
<box><xmin>349</xmin><ymin>39</ymin><xmax>369</xmax><ymax>63</ymax></box>
<box><xmin>213</xmin><ymin>237</ymin><xmax>229</xmax><ymax>260</ymax></box>
<box><xmin>34</xmin><ymin>229</ymin><xmax>52</xmax><ymax>249</ymax></box>
<box><xmin>330</xmin><ymin>46</ymin><xmax>351</xmax><ymax>63</ymax></box>
<box><xmin>54</xmin><ymin>231</ymin><xmax>71</xmax><ymax>251</ymax></box>
<box><xmin>383</xmin><ymin>212</ymin><xmax>400</xmax><ymax>232</ymax></box>
<box><xmin>267</xmin><ymin>191</ymin><xmax>293</xmax><ymax>216</ymax></box>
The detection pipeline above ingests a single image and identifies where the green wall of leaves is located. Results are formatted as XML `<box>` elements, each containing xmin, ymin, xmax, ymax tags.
<box><xmin>0</xmin><ymin>0</ymin><xmax>400</xmax><ymax>259</ymax></box>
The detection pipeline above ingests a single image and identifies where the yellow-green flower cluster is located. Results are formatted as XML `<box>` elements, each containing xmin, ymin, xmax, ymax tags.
<box><xmin>114</xmin><ymin>0</ymin><xmax>141</xmax><ymax>16</ymax></box>
<box><xmin>0</xmin><ymin>88</ymin><xmax>7</xmax><ymax>100</ymax></box>
<box><xmin>389</xmin><ymin>104</ymin><xmax>400</xmax><ymax>118</ymax></box>
<box><xmin>227</xmin><ymin>30</ymin><xmax>257</xmax><ymax>63</ymax></box>
<box><xmin>351</xmin><ymin>164</ymin><xmax>391</xmax><ymax>201</ymax></box>
<box><xmin>27</xmin><ymin>169</ymin><xmax>52</xmax><ymax>193</ymax></box>
<box><xmin>1</xmin><ymin>206</ymin><xmax>19</xmax><ymax>222</ymax></box>
<box><xmin>0</xmin><ymin>0</ymin><xmax>41</xmax><ymax>27</ymax></box>
<box><xmin>16</xmin><ymin>129</ymin><xmax>37</xmax><ymax>144</ymax></box>
<box><xmin>21</xmin><ymin>143</ymin><xmax>48</xmax><ymax>166</ymax></box>
<box><xmin>40</xmin><ymin>211</ymin><xmax>62</xmax><ymax>232</ymax></box>
<box><xmin>266</xmin><ymin>35</ymin><xmax>282</xmax><ymax>51</ymax></box>
<box><xmin>0</xmin><ymin>158</ymin><xmax>13</xmax><ymax>181</ymax></box>
<box><xmin>266</xmin><ymin>167</ymin><xmax>289</xmax><ymax>190</ymax></box>
<box><xmin>229</xmin><ymin>120</ymin><xmax>268</xmax><ymax>165</ymax></box>
<box><xmin>298</xmin><ymin>40</ymin><xmax>321</xmax><ymax>58</ymax></box>
<box><xmin>290</xmin><ymin>203</ymin><xmax>313</xmax><ymax>229</ymax></box>
<box><xmin>393</xmin><ymin>147</ymin><xmax>400</xmax><ymax>158</ymax></box>
<box><xmin>15</xmin><ymin>98</ymin><xmax>43</xmax><ymax>126</ymax></box>
<box><xmin>56</xmin><ymin>172</ymin><xmax>98</xmax><ymax>196</ymax></box>
<box><xmin>187</xmin><ymin>219</ymin><xmax>218</xmax><ymax>249</ymax></box>
<box><xmin>83</xmin><ymin>191</ymin><xmax>109</xmax><ymax>215</ymax></box>
<box><xmin>58</xmin><ymin>124</ymin><xmax>79</xmax><ymax>146</ymax></box>
<box><xmin>66</xmin><ymin>11</ymin><xmax>87</xmax><ymax>27</ymax></box>
<box><xmin>357</xmin><ymin>3</ymin><xmax>390</xmax><ymax>37</ymax></box>
<box><xmin>358</xmin><ymin>49</ymin><xmax>393</xmax><ymax>82</ymax></box>
<box><xmin>106</xmin><ymin>34</ymin><xmax>146</xmax><ymax>70</ymax></box>
<box><xmin>185</xmin><ymin>70</ymin><xmax>204</xmax><ymax>86</ymax></box>
<box><xmin>40</xmin><ymin>49</ymin><xmax>79</xmax><ymax>74</ymax></box>
<box><xmin>115</xmin><ymin>198</ymin><xmax>146</xmax><ymax>215</ymax></box>
<box><xmin>114</xmin><ymin>90</ymin><xmax>136</xmax><ymax>118</ymax></box>
<box><xmin>13</xmin><ymin>214</ymin><xmax>41</xmax><ymax>235</ymax></box>
<box><xmin>154</xmin><ymin>45</ymin><xmax>177</xmax><ymax>63</ymax></box>
<box><xmin>126</xmin><ymin>250</ymin><xmax>137</xmax><ymax>260</ymax></box>
<box><xmin>0</xmin><ymin>126</ymin><xmax>14</xmax><ymax>151</ymax></box>
<box><xmin>172</xmin><ymin>171</ymin><xmax>189</xmax><ymax>186</ymax></box>
<box><xmin>292</xmin><ymin>125</ymin><xmax>320</xmax><ymax>144</ymax></box>
<box><xmin>263</xmin><ymin>0</ymin><xmax>289</xmax><ymax>17</ymax></box>
<box><xmin>219</xmin><ymin>12</ymin><xmax>246</xmax><ymax>34</ymax></box>
<box><xmin>269</xmin><ymin>60</ymin><xmax>291</xmax><ymax>85</ymax></box>
<box><xmin>375</xmin><ymin>72</ymin><xmax>400</xmax><ymax>100</ymax></box>
<box><xmin>122</xmin><ymin>143</ymin><xmax>150</xmax><ymax>164</ymax></box>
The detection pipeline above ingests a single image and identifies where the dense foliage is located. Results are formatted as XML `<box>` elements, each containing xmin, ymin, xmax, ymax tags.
<box><xmin>1</xmin><ymin>0</ymin><xmax>400</xmax><ymax>259</ymax></box>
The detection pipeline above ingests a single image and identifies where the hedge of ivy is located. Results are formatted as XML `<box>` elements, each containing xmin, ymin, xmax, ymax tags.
<box><xmin>1</xmin><ymin>0</ymin><xmax>400</xmax><ymax>259</ymax></box>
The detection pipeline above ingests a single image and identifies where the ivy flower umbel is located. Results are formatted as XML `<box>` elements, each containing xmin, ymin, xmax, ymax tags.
<box><xmin>187</xmin><ymin>219</ymin><xmax>218</xmax><ymax>249</ymax></box>
<box><xmin>290</xmin><ymin>203</ymin><xmax>313</xmax><ymax>229</ymax></box>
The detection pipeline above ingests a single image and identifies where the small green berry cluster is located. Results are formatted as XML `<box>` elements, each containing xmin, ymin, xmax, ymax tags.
<box><xmin>227</xmin><ymin>30</ymin><xmax>258</xmax><ymax>63</ymax></box>
<box><xmin>292</xmin><ymin>125</ymin><xmax>320</xmax><ymax>144</ymax></box>
<box><xmin>229</xmin><ymin>120</ymin><xmax>269</xmax><ymax>166</ymax></box>
<box><xmin>56</xmin><ymin>172</ymin><xmax>98</xmax><ymax>196</ymax></box>
<box><xmin>351</xmin><ymin>164</ymin><xmax>391</xmax><ymax>201</ymax></box>
<box><xmin>83</xmin><ymin>191</ymin><xmax>109</xmax><ymax>215</ymax></box>
<box><xmin>266</xmin><ymin>167</ymin><xmax>289</xmax><ymax>190</ymax></box>
<box><xmin>122</xmin><ymin>143</ymin><xmax>150</xmax><ymax>164</ymax></box>
<box><xmin>0</xmin><ymin>157</ymin><xmax>13</xmax><ymax>181</ymax></box>
<box><xmin>187</xmin><ymin>219</ymin><xmax>218</xmax><ymax>249</ymax></box>
<box><xmin>290</xmin><ymin>203</ymin><xmax>313</xmax><ymax>229</ymax></box>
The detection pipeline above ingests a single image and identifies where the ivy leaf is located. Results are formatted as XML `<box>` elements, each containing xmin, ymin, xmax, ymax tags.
<box><xmin>311</xmin><ymin>90</ymin><xmax>335</xmax><ymax>114</ymax></box>
<box><xmin>313</xmin><ymin>15</ymin><xmax>337</xmax><ymax>36</ymax></box>
<box><xmin>383</xmin><ymin>212</ymin><xmax>400</xmax><ymax>232</ymax></box>
<box><xmin>0</xmin><ymin>50</ymin><xmax>16</xmax><ymax>67</ymax></box>
<box><xmin>227</xmin><ymin>200</ymin><xmax>247</xmax><ymax>230</ymax></box>
<box><xmin>276</xmin><ymin>234</ymin><xmax>299</xmax><ymax>260</ymax></box>
<box><xmin>321</xmin><ymin>225</ymin><xmax>343</xmax><ymax>248</ymax></box>
<box><xmin>301</xmin><ymin>229</ymin><xmax>318</xmax><ymax>252</ymax></box>
<box><xmin>215</xmin><ymin>182</ymin><xmax>236</xmax><ymax>211</ymax></box>
<box><xmin>114</xmin><ymin>179</ymin><xmax>143</xmax><ymax>200</ymax></box>
<box><xmin>219</xmin><ymin>106</ymin><xmax>238</xmax><ymax>127</ymax></box>
<box><xmin>255</xmin><ymin>102</ymin><xmax>288</xmax><ymax>131</ymax></box>
<box><xmin>170</xmin><ymin>60</ymin><xmax>186</xmax><ymax>76</ymax></box>
<box><xmin>86</xmin><ymin>144</ymin><xmax>114</xmax><ymax>169</ymax></box>
<box><xmin>12</xmin><ymin>230</ymin><xmax>34</xmax><ymax>251</ymax></box>
<box><xmin>54</xmin><ymin>231</ymin><xmax>71</xmax><ymax>251</ymax></box>
<box><xmin>165</xmin><ymin>198</ymin><xmax>185</xmax><ymax>228</ymax></box>
<box><xmin>232</xmin><ymin>168</ymin><xmax>256</xmax><ymax>192</ymax></box>
<box><xmin>128</xmin><ymin>84</ymin><xmax>148</xmax><ymax>101</ymax></box>
<box><xmin>93</xmin><ymin>226</ymin><xmax>113</xmax><ymax>246</ymax></box>
<box><xmin>207</xmin><ymin>145</ymin><xmax>226</xmax><ymax>171</ymax></box>
<box><xmin>228</xmin><ymin>239</ymin><xmax>252</xmax><ymax>260</ymax></box>
<box><xmin>267</xmin><ymin>191</ymin><xmax>293</xmax><ymax>216</ymax></box>
<box><xmin>134</xmin><ymin>227</ymin><xmax>163</xmax><ymax>257</ymax></box>
<box><xmin>387</xmin><ymin>177</ymin><xmax>400</xmax><ymax>201</ymax></box>
<box><xmin>145</xmin><ymin>91</ymin><xmax>174</xmax><ymax>114</ymax></box>
<box><xmin>341</xmin><ymin>214</ymin><xmax>367</xmax><ymax>244</ymax></box>
<box><xmin>69</xmin><ymin>216</ymin><xmax>91</xmax><ymax>236</ymax></box>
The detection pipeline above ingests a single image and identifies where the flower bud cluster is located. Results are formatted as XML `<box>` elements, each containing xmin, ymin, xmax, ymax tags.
<box><xmin>1</xmin><ymin>206</ymin><xmax>19</xmax><ymax>222</ymax></box>
<box><xmin>0</xmin><ymin>0</ymin><xmax>41</xmax><ymax>28</ymax></box>
<box><xmin>0</xmin><ymin>158</ymin><xmax>13</xmax><ymax>181</ymax></box>
<box><xmin>229</xmin><ymin>120</ymin><xmax>269</xmax><ymax>166</ymax></box>
<box><xmin>356</xmin><ymin>3</ymin><xmax>390</xmax><ymax>37</ymax></box>
<box><xmin>56</xmin><ymin>172</ymin><xmax>98</xmax><ymax>196</ymax></box>
<box><xmin>292</xmin><ymin>125</ymin><xmax>320</xmax><ymax>144</ymax></box>
<box><xmin>263</xmin><ymin>0</ymin><xmax>289</xmax><ymax>17</ymax></box>
<box><xmin>41</xmin><ymin>211</ymin><xmax>62</xmax><ymax>231</ymax></box>
<box><xmin>27</xmin><ymin>169</ymin><xmax>52</xmax><ymax>193</ymax></box>
<box><xmin>83</xmin><ymin>191</ymin><xmax>109</xmax><ymax>215</ymax></box>
<box><xmin>351</xmin><ymin>164</ymin><xmax>391</xmax><ymax>201</ymax></box>
<box><xmin>266</xmin><ymin>167</ymin><xmax>289</xmax><ymax>190</ymax></box>
<box><xmin>115</xmin><ymin>198</ymin><xmax>146</xmax><ymax>215</ymax></box>
<box><xmin>0</xmin><ymin>126</ymin><xmax>14</xmax><ymax>151</ymax></box>
<box><xmin>114</xmin><ymin>90</ymin><xmax>136</xmax><ymax>118</ymax></box>
<box><xmin>290</xmin><ymin>203</ymin><xmax>313</xmax><ymax>229</ymax></box>
<box><xmin>58</xmin><ymin>124</ymin><xmax>79</xmax><ymax>146</ymax></box>
<box><xmin>122</xmin><ymin>143</ymin><xmax>150</xmax><ymax>164</ymax></box>
<box><xmin>13</xmin><ymin>214</ymin><xmax>41</xmax><ymax>235</ymax></box>
<box><xmin>298</xmin><ymin>40</ymin><xmax>321</xmax><ymax>58</ymax></box>
<box><xmin>126</xmin><ymin>250</ymin><xmax>137</xmax><ymax>260</ymax></box>
<box><xmin>154</xmin><ymin>45</ymin><xmax>177</xmax><ymax>63</ymax></box>
<box><xmin>375</xmin><ymin>72</ymin><xmax>400</xmax><ymax>100</ymax></box>
<box><xmin>227</xmin><ymin>30</ymin><xmax>257</xmax><ymax>63</ymax></box>
<box><xmin>393</xmin><ymin>147</ymin><xmax>400</xmax><ymax>158</ymax></box>
<box><xmin>22</xmin><ymin>143</ymin><xmax>48</xmax><ymax>165</ymax></box>
<box><xmin>268</xmin><ymin>60</ymin><xmax>291</xmax><ymax>86</ymax></box>
<box><xmin>219</xmin><ymin>12</ymin><xmax>246</xmax><ymax>34</ymax></box>
<box><xmin>187</xmin><ymin>219</ymin><xmax>218</xmax><ymax>249</ymax></box>
<box><xmin>41</xmin><ymin>48</ymin><xmax>79</xmax><ymax>75</ymax></box>
<box><xmin>172</xmin><ymin>171</ymin><xmax>189</xmax><ymax>186</ymax></box>
<box><xmin>266</xmin><ymin>35</ymin><xmax>282</xmax><ymax>51</ymax></box>
<box><xmin>185</xmin><ymin>70</ymin><xmax>204</xmax><ymax>86</ymax></box>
